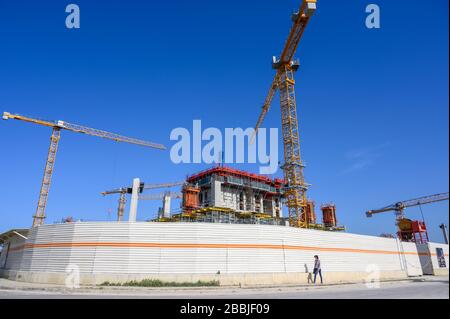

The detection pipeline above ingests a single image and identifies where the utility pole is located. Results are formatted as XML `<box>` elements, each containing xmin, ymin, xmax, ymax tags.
<box><xmin>439</xmin><ymin>223</ymin><xmax>449</xmax><ymax>244</ymax></box>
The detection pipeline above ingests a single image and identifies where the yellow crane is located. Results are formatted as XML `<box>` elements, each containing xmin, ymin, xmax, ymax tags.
<box><xmin>2</xmin><ymin>111</ymin><xmax>166</xmax><ymax>227</ymax></box>
<box><xmin>252</xmin><ymin>0</ymin><xmax>317</xmax><ymax>228</ymax></box>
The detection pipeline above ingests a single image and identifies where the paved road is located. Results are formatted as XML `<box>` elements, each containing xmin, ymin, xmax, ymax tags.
<box><xmin>0</xmin><ymin>278</ymin><xmax>448</xmax><ymax>299</ymax></box>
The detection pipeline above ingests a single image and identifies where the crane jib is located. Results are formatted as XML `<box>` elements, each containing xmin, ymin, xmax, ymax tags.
<box><xmin>366</xmin><ymin>192</ymin><xmax>449</xmax><ymax>216</ymax></box>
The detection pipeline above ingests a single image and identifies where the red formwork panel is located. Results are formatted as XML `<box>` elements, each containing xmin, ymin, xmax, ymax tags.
<box><xmin>321</xmin><ymin>204</ymin><xmax>337</xmax><ymax>227</ymax></box>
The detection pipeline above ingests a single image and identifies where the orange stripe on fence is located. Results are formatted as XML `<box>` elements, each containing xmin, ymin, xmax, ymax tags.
<box><xmin>5</xmin><ymin>241</ymin><xmax>434</xmax><ymax>256</ymax></box>
<box><xmin>7</xmin><ymin>244</ymin><xmax>25</xmax><ymax>252</ymax></box>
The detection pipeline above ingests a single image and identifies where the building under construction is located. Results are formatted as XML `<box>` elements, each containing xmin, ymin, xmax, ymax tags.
<box><xmin>150</xmin><ymin>166</ymin><xmax>344</xmax><ymax>231</ymax></box>
<box><xmin>0</xmin><ymin>0</ymin><xmax>448</xmax><ymax>287</ymax></box>
<box><xmin>175</xmin><ymin>166</ymin><xmax>285</xmax><ymax>225</ymax></box>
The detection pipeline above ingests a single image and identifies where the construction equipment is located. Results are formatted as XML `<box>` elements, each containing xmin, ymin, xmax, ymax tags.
<box><xmin>366</xmin><ymin>192</ymin><xmax>449</xmax><ymax>243</ymax></box>
<box><xmin>61</xmin><ymin>216</ymin><xmax>74</xmax><ymax>223</ymax></box>
<box><xmin>366</xmin><ymin>192</ymin><xmax>449</xmax><ymax>219</ymax></box>
<box><xmin>102</xmin><ymin>182</ymin><xmax>184</xmax><ymax>221</ymax></box>
<box><xmin>140</xmin><ymin>191</ymin><xmax>182</xmax><ymax>220</ymax></box>
<box><xmin>102</xmin><ymin>187</ymin><xmax>130</xmax><ymax>222</ymax></box>
<box><xmin>251</xmin><ymin>0</ymin><xmax>317</xmax><ymax>228</ymax></box>
<box><xmin>321</xmin><ymin>204</ymin><xmax>337</xmax><ymax>228</ymax></box>
<box><xmin>143</xmin><ymin>182</ymin><xmax>185</xmax><ymax>190</ymax></box>
<box><xmin>3</xmin><ymin>111</ymin><xmax>166</xmax><ymax>227</ymax></box>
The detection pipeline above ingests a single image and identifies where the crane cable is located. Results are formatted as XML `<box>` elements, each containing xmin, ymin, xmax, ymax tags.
<box><xmin>107</xmin><ymin>147</ymin><xmax>119</xmax><ymax>221</ymax></box>
<box><xmin>418</xmin><ymin>204</ymin><xmax>425</xmax><ymax>223</ymax></box>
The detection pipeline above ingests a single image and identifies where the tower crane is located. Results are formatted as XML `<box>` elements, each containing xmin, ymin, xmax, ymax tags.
<box><xmin>366</xmin><ymin>192</ymin><xmax>449</xmax><ymax>219</ymax></box>
<box><xmin>102</xmin><ymin>182</ymin><xmax>184</xmax><ymax>221</ymax></box>
<box><xmin>252</xmin><ymin>0</ymin><xmax>317</xmax><ymax>228</ymax></box>
<box><xmin>102</xmin><ymin>187</ymin><xmax>129</xmax><ymax>222</ymax></box>
<box><xmin>3</xmin><ymin>111</ymin><xmax>166</xmax><ymax>227</ymax></box>
<box><xmin>366</xmin><ymin>192</ymin><xmax>449</xmax><ymax>243</ymax></box>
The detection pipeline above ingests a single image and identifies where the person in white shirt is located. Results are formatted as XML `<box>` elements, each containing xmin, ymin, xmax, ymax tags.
<box><xmin>313</xmin><ymin>255</ymin><xmax>323</xmax><ymax>284</ymax></box>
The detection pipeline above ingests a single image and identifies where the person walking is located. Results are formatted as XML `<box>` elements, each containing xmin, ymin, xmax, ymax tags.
<box><xmin>313</xmin><ymin>255</ymin><xmax>323</xmax><ymax>284</ymax></box>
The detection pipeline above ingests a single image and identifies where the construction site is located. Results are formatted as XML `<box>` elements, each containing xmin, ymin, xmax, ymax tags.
<box><xmin>0</xmin><ymin>0</ymin><xmax>448</xmax><ymax>288</ymax></box>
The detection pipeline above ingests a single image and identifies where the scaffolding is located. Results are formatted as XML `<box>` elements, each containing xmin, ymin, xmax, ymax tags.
<box><xmin>170</xmin><ymin>207</ymin><xmax>286</xmax><ymax>226</ymax></box>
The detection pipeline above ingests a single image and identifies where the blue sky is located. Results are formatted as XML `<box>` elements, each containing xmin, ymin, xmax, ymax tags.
<box><xmin>0</xmin><ymin>0</ymin><xmax>448</xmax><ymax>242</ymax></box>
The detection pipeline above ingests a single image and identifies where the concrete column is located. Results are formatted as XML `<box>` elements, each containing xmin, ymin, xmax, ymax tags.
<box><xmin>272</xmin><ymin>199</ymin><xmax>276</xmax><ymax>217</ymax></box>
<box><xmin>259</xmin><ymin>196</ymin><xmax>264</xmax><ymax>213</ymax></box>
<box><xmin>211</xmin><ymin>178</ymin><xmax>223</xmax><ymax>207</ymax></box>
<box><xmin>250</xmin><ymin>193</ymin><xmax>256</xmax><ymax>212</ymax></box>
<box><xmin>128</xmin><ymin>178</ymin><xmax>140</xmax><ymax>222</ymax></box>
<box><xmin>163</xmin><ymin>193</ymin><xmax>171</xmax><ymax>218</ymax></box>
<box><xmin>278</xmin><ymin>198</ymin><xmax>283</xmax><ymax>218</ymax></box>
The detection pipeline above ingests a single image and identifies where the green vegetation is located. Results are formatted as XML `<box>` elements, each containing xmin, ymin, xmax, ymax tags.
<box><xmin>99</xmin><ymin>279</ymin><xmax>220</xmax><ymax>287</ymax></box>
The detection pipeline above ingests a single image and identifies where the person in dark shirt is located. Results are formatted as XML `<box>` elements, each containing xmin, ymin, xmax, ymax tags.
<box><xmin>313</xmin><ymin>255</ymin><xmax>323</xmax><ymax>284</ymax></box>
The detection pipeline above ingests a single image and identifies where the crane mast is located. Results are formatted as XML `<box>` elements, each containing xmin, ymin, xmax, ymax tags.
<box><xmin>3</xmin><ymin>111</ymin><xmax>166</xmax><ymax>227</ymax></box>
<box><xmin>117</xmin><ymin>192</ymin><xmax>127</xmax><ymax>222</ymax></box>
<box><xmin>253</xmin><ymin>0</ymin><xmax>316</xmax><ymax>228</ymax></box>
<box><xmin>278</xmin><ymin>63</ymin><xmax>309</xmax><ymax>228</ymax></box>
<box><xmin>35</xmin><ymin>127</ymin><xmax>61</xmax><ymax>226</ymax></box>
